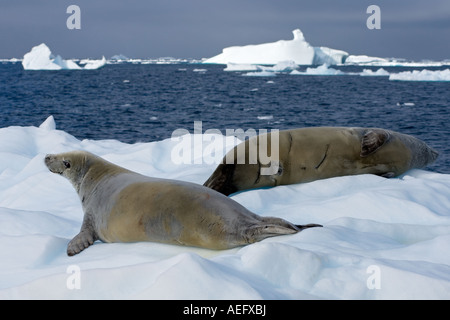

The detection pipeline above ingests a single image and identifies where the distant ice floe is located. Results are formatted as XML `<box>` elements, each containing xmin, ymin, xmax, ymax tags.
<box><xmin>107</xmin><ymin>56</ymin><xmax>202</xmax><ymax>65</ymax></box>
<box><xmin>230</xmin><ymin>61</ymin><xmax>450</xmax><ymax>82</ymax></box>
<box><xmin>243</xmin><ymin>71</ymin><xmax>276</xmax><ymax>77</ymax></box>
<box><xmin>22</xmin><ymin>43</ymin><xmax>106</xmax><ymax>70</ymax></box>
<box><xmin>290</xmin><ymin>64</ymin><xmax>344</xmax><ymax>76</ymax></box>
<box><xmin>389</xmin><ymin>69</ymin><xmax>450</xmax><ymax>81</ymax></box>
<box><xmin>257</xmin><ymin>115</ymin><xmax>274</xmax><ymax>120</ymax></box>
<box><xmin>360</xmin><ymin>68</ymin><xmax>390</xmax><ymax>76</ymax></box>
<box><xmin>0</xmin><ymin>58</ymin><xmax>22</xmax><ymax>64</ymax></box>
<box><xmin>346</xmin><ymin>55</ymin><xmax>449</xmax><ymax>67</ymax></box>
<box><xmin>193</xmin><ymin>68</ymin><xmax>208</xmax><ymax>73</ymax></box>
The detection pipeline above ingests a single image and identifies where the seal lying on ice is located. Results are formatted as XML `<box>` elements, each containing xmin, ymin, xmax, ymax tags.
<box><xmin>204</xmin><ymin>127</ymin><xmax>438</xmax><ymax>195</ymax></box>
<box><xmin>45</xmin><ymin>151</ymin><xmax>321</xmax><ymax>256</ymax></box>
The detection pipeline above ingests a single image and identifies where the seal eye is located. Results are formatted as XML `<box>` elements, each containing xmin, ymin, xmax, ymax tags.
<box><xmin>277</xmin><ymin>164</ymin><xmax>283</xmax><ymax>176</ymax></box>
<box><xmin>63</xmin><ymin>160</ymin><xmax>71</xmax><ymax>169</ymax></box>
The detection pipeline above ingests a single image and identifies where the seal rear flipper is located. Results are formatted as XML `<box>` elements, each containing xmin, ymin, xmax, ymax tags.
<box><xmin>360</xmin><ymin>129</ymin><xmax>391</xmax><ymax>157</ymax></box>
<box><xmin>203</xmin><ymin>164</ymin><xmax>237</xmax><ymax>196</ymax></box>
<box><xmin>295</xmin><ymin>223</ymin><xmax>323</xmax><ymax>230</ymax></box>
<box><xmin>247</xmin><ymin>221</ymin><xmax>322</xmax><ymax>242</ymax></box>
<box><xmin>248</xmin><ymin>225</ymin><xmax>297</xmax><ymax>242</ymax></box>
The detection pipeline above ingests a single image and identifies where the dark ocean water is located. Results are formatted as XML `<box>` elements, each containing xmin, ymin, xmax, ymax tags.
<box><xmin>0</xmin><ymin>62</ymin><xmax>449</xmax><ymax>173</ymax></box>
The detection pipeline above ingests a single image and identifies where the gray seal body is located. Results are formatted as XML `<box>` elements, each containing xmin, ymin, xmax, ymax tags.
<box><xmin>204</xmin><ymin>127</ymin><xmax>438</xmax><ymax>195</ymax></box>
<box><xmin>45</xmin><ymin>151</ymin><xmax>320</xmax><ymax>256</ymax></box>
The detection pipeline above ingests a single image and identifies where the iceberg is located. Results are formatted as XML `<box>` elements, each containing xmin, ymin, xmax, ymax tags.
<box><xmin>204</xmin><ymin>29</ymin><xmax>449</xmax><ymax>68</ymax></box>
<box><xmin>0</xmin><ymin>117</ymin><xmax>449</xmax><ymax>299</ymax></box>
<box><xmin>22</xmin><ymin>44</ymin><xmax>63</xmax><ymax>70</ymax></box>
<box><xmin>22</xmin><ymin>43</ymin><xmax>105</xmax><ymax>70</ymax></box>
<box><xmin>204</xmin><ymin>29</ymin><xmax>348</xmax><ymax>66</ymax></box>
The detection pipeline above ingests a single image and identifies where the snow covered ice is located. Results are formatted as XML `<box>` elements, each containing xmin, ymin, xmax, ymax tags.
<box><xmin>22</xmin><ymin>43</ymin><xmax>106</xmax><ymax>70</ymax></box>
<box><xmin>0</xmin><ymin>117</ymin><xmax>450</xmax><ymax>299</ymax></box>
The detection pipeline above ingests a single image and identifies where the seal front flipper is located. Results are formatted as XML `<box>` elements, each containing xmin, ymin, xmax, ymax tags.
<box><xmin>67</xmin><ymin>229</ymin><xmax>97</xmax><ymax>256</ymax></box>
<box><xmin>67</xmin><ymin>216</ymin><xmax>98</xmax><ymax>256</ymax></box>
<box><xmin>360</xmin><ymin>129</ymin><xmax>391</xmax><ymax>157</ymax></box>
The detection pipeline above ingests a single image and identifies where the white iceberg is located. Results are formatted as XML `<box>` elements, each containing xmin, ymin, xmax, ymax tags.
<box><xmin>204</xmin><ymin>29</ymin><xmax>449</xmax><ymax>68</ymax></box>
<box><xmin>389</xmin><ymin>69</ymin><xmax>450</xmax><ymax>81</ymax></box>
<box><xmin>22</xmin><ymin>44</ymin><xmax>63</xmax><ymax>70</ymax></box>
<box><xmin>0</xmin><ymin>117</ymin><xmax>449</xmax><ymax>299</ymax></box>
<box><xmin>22</xmin><ymin>43</ymin><xmax>105</xmax><ymax>70</ymax></box>
<box><xmin>204</xmin><ymin>29</ymin><xmax>348</xmax><ymax>66</ymax></box>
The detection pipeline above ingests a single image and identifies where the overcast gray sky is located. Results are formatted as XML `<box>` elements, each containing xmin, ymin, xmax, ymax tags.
<box><xmin>1</xmin><ymin>0</ymin><xmax>449</xmax><ymax>60</ymax></box>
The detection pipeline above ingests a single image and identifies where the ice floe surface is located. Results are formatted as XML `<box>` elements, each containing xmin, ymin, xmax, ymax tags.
<box><xmin>0</xmin><ymin>117</ymin><xmax>449</xmax><ymax>299</ymax></box>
